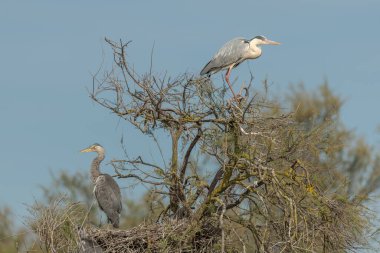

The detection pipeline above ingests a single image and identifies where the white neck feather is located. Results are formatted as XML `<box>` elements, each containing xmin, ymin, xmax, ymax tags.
<box><xmin>247</xmin><ymin>40</ymin><xmax>262</xmax><ymax>59</ymax></box>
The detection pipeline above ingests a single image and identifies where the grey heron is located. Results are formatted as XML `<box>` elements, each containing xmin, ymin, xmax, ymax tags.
<box><xmin>80</xmin><ymin>143</ymin><xmax>122</xmax><ymax>228</ymax></box>
<box><xmin>200</xmin><ymin>35</ymin><xmax>280</xmax><ymax>98</ymax></box>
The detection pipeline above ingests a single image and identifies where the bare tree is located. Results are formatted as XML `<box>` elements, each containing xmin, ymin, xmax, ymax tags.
<box><xmin>82</xmin><ymin>38</ymin><xmax>374</xmax><ymax>252</ymax></box>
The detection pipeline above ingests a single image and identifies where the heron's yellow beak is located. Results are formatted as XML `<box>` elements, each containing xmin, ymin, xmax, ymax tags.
<box><xmin>80</xmin><ymin>147</ymin><xmax>93</xmax><ymax>153</ymax></box>
<box><xmin>266</xmin><ymin>40</ymin><xmax>281</xmax><ymax>45</ymax></box>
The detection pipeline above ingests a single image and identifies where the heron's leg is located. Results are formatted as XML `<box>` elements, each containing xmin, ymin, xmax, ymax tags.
<box><xmin>225</xmin><ymin>66</ymin><xmax>237</xmax><ymax>99</ymax></box>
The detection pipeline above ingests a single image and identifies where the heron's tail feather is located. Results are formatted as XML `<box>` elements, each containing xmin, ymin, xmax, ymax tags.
<box><xmin>109</xmin><ymin>213</ymin><xmax>120</xmax><ymax>228</ymax></box>
<box><xmin>200</xmin><ymin>60</ymin><xmax>213</xmax><ymax>76</ymax></box>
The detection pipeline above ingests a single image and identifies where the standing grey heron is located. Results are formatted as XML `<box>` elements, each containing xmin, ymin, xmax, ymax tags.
<box><xmin>200</xmin><ymin>35</ymin><xmax>280</xmax><ymax>98</ymax></box>
<box><xmin>80</xmin><ymin>143</ymin><xmax>122</xmax><ymax>228</ymax></box>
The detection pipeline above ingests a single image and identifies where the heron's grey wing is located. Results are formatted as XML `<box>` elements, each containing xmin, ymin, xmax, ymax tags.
<box><xmin>200</xmin><ymin>38</ymin><xmax>249</xmax><ymax>75</ymax></box>
<box><xmin>94</xmin><ymin>174</ymin><xmax>122</xmax><ymax>227</ymax></box>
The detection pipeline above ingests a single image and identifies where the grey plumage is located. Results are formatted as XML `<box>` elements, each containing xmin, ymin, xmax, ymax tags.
<box><xmin>200</xmin><ymin>35</ymin><xmax>280</xmax><ymax>98</ymax></box>
<box><xmin>81</xmin><ymin>143</ymin><xmax>122</xmax><ymax>228</ymax></box>
<box><xmin>94</xmin><ymin>174</ymin><xmax>122</xmax><ymax>228</ymax></box>
<box><xmin>200</xmin><ymin>38</ymin><xmax>252</xmax><ymax>76</ymax></box>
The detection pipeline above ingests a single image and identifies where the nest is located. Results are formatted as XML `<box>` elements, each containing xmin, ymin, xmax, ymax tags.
<box><xmin>79</xmin><ymin>219</ymin><xmax>221</xmax><ymax>253</ymax></box>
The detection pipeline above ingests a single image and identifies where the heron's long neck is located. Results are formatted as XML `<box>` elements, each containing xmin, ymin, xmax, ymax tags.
<box><xmin>248</xmin><ymin>41</ymin><xmax>262</xmax><ymax>59</ymax></box>
<box><xmin>90</xmin><ymin>151</ymin><xmax>104</xmax><ymax>183</ymax></box>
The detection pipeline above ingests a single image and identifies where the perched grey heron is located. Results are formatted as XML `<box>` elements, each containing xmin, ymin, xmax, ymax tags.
<box><xmin>81</xmin><ymin>143</ymin><xmax>122</xmax><ymax>228</ymax></box>
<box><xmin>200</xmin><ymin>35</ymin><xmax>280</xmax><ymax>98</ymax></box>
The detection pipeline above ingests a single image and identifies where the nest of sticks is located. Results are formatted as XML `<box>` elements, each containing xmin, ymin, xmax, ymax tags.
<box><xmin>79</xmin><ymin>219</ymin><xmax>222</xmax><ymax>253</ymax></box>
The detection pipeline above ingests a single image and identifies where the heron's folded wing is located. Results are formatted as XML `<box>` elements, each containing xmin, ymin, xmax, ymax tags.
<box><xmin>200</xmin><ymin>38</ymin><xmax>248</xmax><ymax>75</ymax></box>
<box><xmin>94</xmin><ymin>174</ymin><xmax>122</xmax><ymax>216</ymax></box>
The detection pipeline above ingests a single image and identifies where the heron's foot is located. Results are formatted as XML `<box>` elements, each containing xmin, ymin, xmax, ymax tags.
<box><xmin>227</xmin><ymin>94</ymin><xmax>244</xmax><ymax>105</ymax></box>
<box><xmin>227</xmin><ymin>95</ymin><xmax>244</xmax><ymax>109</ymax></box>
<box><xmin>234</xmin><ymin>94</ymin><xmax>245</xmax><ymax>103</ymax></box>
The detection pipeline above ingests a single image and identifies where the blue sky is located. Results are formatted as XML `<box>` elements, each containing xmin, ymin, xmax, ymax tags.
<box><xmin>1</xmin><ymin>0</ymin><xmax>380</xmax><ymax>227</ymax></box>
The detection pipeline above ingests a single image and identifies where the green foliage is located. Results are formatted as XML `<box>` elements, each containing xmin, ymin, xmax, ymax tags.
<box><xmin>40</xmin><ymin>170</ymin><xmax>94</xmax><ymax>204</ymax></box>
<box><xmin>121</xmin><ymin>191</ymin><xmax>165</xmax><ymax>228</ymax></box>
<box><xmin>0</xmin><ymin>207</ymin><xmax>29</xmax><ymax>253</ymax></box>
<box><xmin>27</xmin><ymin>197</ymin><xmax>86</xmax><ymax>252</ymax></box>
<box><xmin>287</xmin><ymin>83</ymin><xmax>380</xmax><ymax>199</ymax></box>
<box><xmin>39</xmin><ymin>170</ymin><xmax>99</xmax><ymax>226</ymax></box>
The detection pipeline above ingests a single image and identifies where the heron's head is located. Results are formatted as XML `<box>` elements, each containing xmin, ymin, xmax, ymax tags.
<box><xmin>251</xmin><ymin>35</ymin><xmax>280</xmax><ymax>46</ymax></box>
<box><xmin>80</xmin><ymin>143</ymin><xmax>104</xmax><ymax>154</ymax></box>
